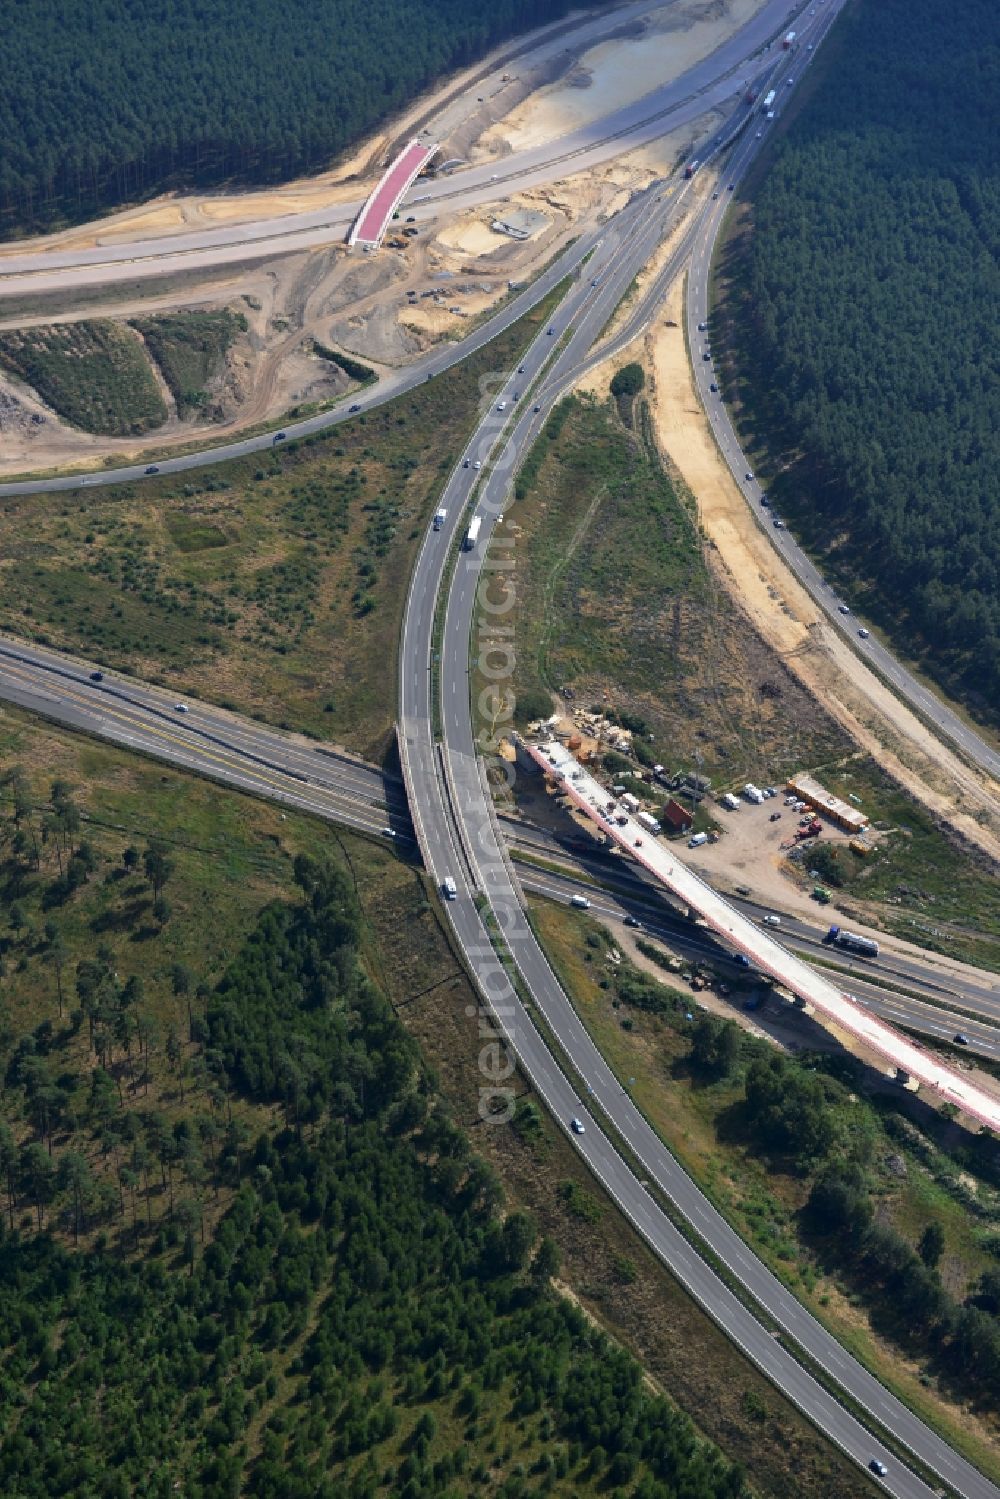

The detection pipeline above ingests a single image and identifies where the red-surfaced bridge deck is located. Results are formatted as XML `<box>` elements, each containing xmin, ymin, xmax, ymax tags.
<box><xmin>348</xmin><ymin>140</ymin><xmax>438</xmax><ymax>249</ymax></box>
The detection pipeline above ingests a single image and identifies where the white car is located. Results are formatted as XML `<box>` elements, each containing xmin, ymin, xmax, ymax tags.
<box><xmin>762</xmin><ymin>914</ymin><xmax>781</xmax><ymax>927</ymax></box>
<box><xmin>858</xmin><ymin>628</ymin><xmax>870</xmax><ymax>640</ymax></box>
<box><xmin>571</xmin><ymin>1118</ymin><xmax>585</xmax><ymax>1135</ymax></box>
<box><xmin>473</xmin><ymin>460</ymin><xmax>482</xmax><ymax>471</ymax></box>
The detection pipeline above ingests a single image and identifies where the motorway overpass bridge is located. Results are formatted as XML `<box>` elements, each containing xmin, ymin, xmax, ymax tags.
<box><xmin>523</xmin><ymin>736</ymin><xmax>1000</xmax><ymax>1134</ymax></box>
<box><xmin>348</xmin><ymin>139</ymin><xmax>439</xmax><ymax>249</ymax></box>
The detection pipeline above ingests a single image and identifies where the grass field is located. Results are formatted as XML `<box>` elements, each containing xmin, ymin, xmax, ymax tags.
<box><xmin>131</xmin><ymin>308</ymin><xmax>246</xmax><ymax>416</ymax></box>
<box><xmin>0</xmin><ymin>318</ymin><xmax>167</xmax><ymax>434</ymax></box>
<box><xmin>530</xmin><ymin>897</ymin><xmax>1000</xmax><ymax>1481</ymax></box>
<box><xmin>493</xmin><ymin>389</ymin><xmax>849</xmax><ymax>788</ymax></box>
<box><xmin>0</xmin><ymin>703</ymin><xmax>873</xmax><ymax>1496</ymax></box>
<box><xmin>0</xmin><ymin>290</ymin><xmax>564</xmax><ymax>761</ymax></box>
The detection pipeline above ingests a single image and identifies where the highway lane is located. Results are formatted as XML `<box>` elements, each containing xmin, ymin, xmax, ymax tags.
<box><xmin>683</xmin><ymin>31</ymin><xmax>1000</xmax><ymax>786</ymax></box>
<box><xmin>512</xmin><ymin>855</ymin><xmax>1000</xmax><ymax>1059</ymax></box>
<box><xmin>0</xmin><ymin>229</ymin><xmax>605</xmax><ymax>499</ymax></box>
<box><xmin>3</xmin><ymin>620</ymin><xmax>1000</xmax><ymax>1064</ymax></box>
<box><xmin>0</xmin><ymin>5</ymin><xmax>989</xmax><ymax>1481</ymax></box>
<box><xmin>402</xmin><ymin>81</ymin><xmax>994</xmax><ymax>1499</ymax></box>
<box><xmin>0</xmin><ymin>0</ymin><xmax>812</xmax><ymax>296</ymax></box>
<box><xmin>1</xmin><ymin>622</ymin><xmax>998</xmax><ymax>1068</ymax></box>
<box><xmin>505</xmin><ymin>819</ymin><xmax>1000</xmax><ymax>1022</ymax></box>
<box><xmin>0</xmin><ymin>637</ymin><xmax>409</xmax><ymax>839</ymax></box>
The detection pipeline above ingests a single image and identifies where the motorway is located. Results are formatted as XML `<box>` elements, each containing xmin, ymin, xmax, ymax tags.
<box><xmin>0</xmin><ymin>0</ymin><xmax>807</xmax><ymax>298</ymax></box>
<box><xmin>396</xmin><ymin>55</ymin><xmax>1000</xmax><ymax>1498</ymax></box>
<box><xmin>395</xmin><ymin>16</ymin><xmax>1000</xmax><ymax>1495</ymax></box>
<box><xmin>1</xmin><ymin>629</ymin><xmax>998</xmax><ymax>1065</ymax></box>
<box><xmin>0</xmin><ymin>1</ymin><xmax>996</xmax><ymax>1490</ymax></box>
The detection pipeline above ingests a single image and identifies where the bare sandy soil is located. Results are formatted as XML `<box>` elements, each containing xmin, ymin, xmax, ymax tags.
<box><xmin>483</xmin><ymin>0</ymin><xmax>765</xmax><ymax>154</ymax></box>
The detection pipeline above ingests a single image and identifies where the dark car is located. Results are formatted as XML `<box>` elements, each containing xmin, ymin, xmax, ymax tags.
<box><xmin>547</xmin><ymin>327</ymin><xmax>555</xmax><ymax>335</ymax></box>
<box><xmin>727</xmin><ymin>183</ymin><xmax>735</xmax><ymax>191</ymax></box>
<box><xmin>769</xmin><ymin>811</ymin><xmax>781</xmax><ymax>821</ymax></box>
<box><xmin>144</xmin><ymin>464</ymin><xmax>159</xmax><ymax>475</ymax></box>
<box><xmin>954</xmin><ymin>1033</ymin><xmax>970</xmax><ymax>1046</ymax></box>
<box><xmin>702</xmin><ymin>351</ymin><xmax>711</xmax><ymax>362</ymax></box>
<box><xmin>760</xmin><ymin>495</ymin><xmax>770</xmax><ymax>506</ymax></box>
<box><xmin>405</xmin><ymin>216</ymin><xmax>416</xmax><ymax>223</ymax></box>
<box><xmin>349</xmin><ymin>403</ymin><xmax>361</xmax><ymax>413</ymax></box>
<box><xmin>274</xmin><ymin>431</ymin><xmax>287</xmax><ymax>442</ymax></box>
<box><xmin>533</xmin><ymin>404</ymin><xmax>541</xmax><ymax>413</ymax></box>
<box><xmin>709</xmin><ymin>382</ymin><xmax>719</xmax><ymax>393</ymax></box>
<box><xmin>697</xmin><ymin>321</ymin><xmax>707</xmax><ymax>331</ymax></box>
<box><xmin>623</xmin><ymin>915</ymin><xmax>642</xmax><ymax>929</ymax></box>
<box><xmin>89</xmin><ymin>671</ymin><xmax>104</xmax><ymax>682</ymax></box>
<box><xmin>869</xmin><ymin>1461</ymin><xmax>888</xmax><ymax>1478</ymax></box>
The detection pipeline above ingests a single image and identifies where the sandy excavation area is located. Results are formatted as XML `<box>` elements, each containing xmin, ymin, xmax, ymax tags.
<box><xmin>481</xmin><ymin>0</ymin><xmax>766</xmax><ymax>155</ymax></box>
<box><xmin>0</xmin><ymin>0</ymin><xmax>765</xmax><ymax>467</ymax></box>
<box><xmin>2</xmin><ymin>0</ymin><xmax>765</xmax><ymax>262</ymax></box>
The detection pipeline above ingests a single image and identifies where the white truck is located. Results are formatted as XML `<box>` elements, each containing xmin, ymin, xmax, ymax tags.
<box><xmin>620</xmin><ymin>792</ymin><xmax>641</xmax><ymax>813</ymax></box>
<box><xmin>743</xmin><ymin>783</ymin><xmax>765</xmax><ymax>804</ymax></box>
<box><xmin>721</xmin><ymin>793</ymin><xmax>741</xmax><ymax>811</ymax></box>
<box><xmin>463</xmin><ymin>515</ymin><xmax>482</xmax><ymax>550</ymax></box>
<box><xmin>637</xmin><ymin>811</ymin><xmax>661</xmax><ymax>834</ymax></box>
<box><xmin>433</xmin><ymin>507</ymin><xmax>447</xmax><ymax>531</ymax></box>
<box><xmin>689</xmin><ymin>832</ymin><xmax>709</xmax><ymax>848</ymax></box>
<box><xmin>782</xmin><ymin>30</ymin><xmax>796</xmax><ymax>48</ymax></box>
<box><xmin>570</xmin><ymin>894</ymin><xmax>591</xmax><ymax>909</ymax></box>
<box><xmin>763</xmin><ymin>89</ymin><xmax>776</xmax><ymax>115</ymax></box>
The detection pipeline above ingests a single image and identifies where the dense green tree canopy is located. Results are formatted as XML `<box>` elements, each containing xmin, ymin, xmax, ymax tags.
<box><xmin>0</xmin><ymin>859</ymin><xmax>748</xmax><ymax>1496</ymax></box>
<box><xmin>727</xmin><ymin>0</ymin><xmax>1000</xmax><ymax>720</ymax></box>
<box><xmin>0</xmin><ymin>0</ymin><xmax>610</xmax><ymax>233</ymax></box>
